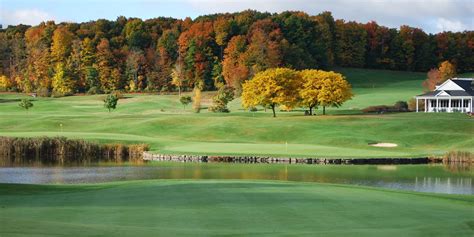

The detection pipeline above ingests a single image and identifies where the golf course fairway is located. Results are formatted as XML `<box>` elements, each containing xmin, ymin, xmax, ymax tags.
<box><xmin>0</xmin><ymin>180</ymin><xmax>472</xmax><ymax>236</ymax></box>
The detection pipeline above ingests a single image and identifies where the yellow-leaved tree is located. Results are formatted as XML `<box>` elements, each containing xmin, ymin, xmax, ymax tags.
<box><xmin>316</xmin><ymin>71</ymin><xmax>353</xmax><ymax>115</ymax></box>
<box><xmin>242</xmin><ymin>68</ymin><xmax>301</xmax><ymax>117</ymax></box>
<box><xmin>171</xmin><ymin>61</ymin><xmax>185</xmax><ymax>96</ymax></box>
<box><xmin>0</xmin><ymin>75</ymin><xmax>11</xmax><ymax>91</ymax></box>
<box><xmin>52</xmin><ymin>63</ymin><xmax>74</xmax><ymax>96</ymax></box>
<box><xmin>299</xmin><ymin>69</ymin><xmax>322</xmax><ymax>115</ymax></box>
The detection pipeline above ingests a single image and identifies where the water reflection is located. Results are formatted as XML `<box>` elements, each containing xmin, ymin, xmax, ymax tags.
<box><xmin>0</xmin><ymin>163</ymin><xmax>472</xmax><ymax>195</ymax></box>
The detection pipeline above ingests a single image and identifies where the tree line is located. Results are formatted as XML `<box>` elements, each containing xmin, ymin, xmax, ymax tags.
<box><xmin>0</xmin><ymin>10</ymin><xmax>472</xmax><ymax>96</ymax></box>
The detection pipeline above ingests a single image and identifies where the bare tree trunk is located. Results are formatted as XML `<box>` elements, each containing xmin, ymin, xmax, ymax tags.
<box><xmin>323</xmin><ymin>106</ymin><xmax>326</xmax><ymax>115</ymax></box>
<box><xmin>271</xmin><ymin>104</ymin><xmax>276</xmax><ymax>117</ymax></box>
<box><xmin>309</xmin><ymin>106</ymin><xmax>313</xmax><ymax>115</ymax></box>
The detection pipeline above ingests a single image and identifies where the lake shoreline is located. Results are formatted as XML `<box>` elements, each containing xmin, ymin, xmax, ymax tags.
<box><xmin>143</xmin><ymin>152</ymin><xmax>443</xmax><ymax>165</ymax></box>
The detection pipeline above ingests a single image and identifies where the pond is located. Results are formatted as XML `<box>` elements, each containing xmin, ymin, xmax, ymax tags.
<box><xmin>0</xmin><ymin>162</ymin><xmax>472</xmax><ymax>195</ymax></box>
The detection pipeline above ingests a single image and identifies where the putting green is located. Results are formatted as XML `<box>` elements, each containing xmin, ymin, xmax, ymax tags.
<box><xmin>0</xmin><ymin>180</ymin><xmax>472</xmax><ymax>236</ymax></box>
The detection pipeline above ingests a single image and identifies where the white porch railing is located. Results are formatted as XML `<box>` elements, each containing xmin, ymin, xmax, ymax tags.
<box><xmin>416</xmin><ymin>97</ymin><xmax>473</xmax><ymax>113</ymax></box>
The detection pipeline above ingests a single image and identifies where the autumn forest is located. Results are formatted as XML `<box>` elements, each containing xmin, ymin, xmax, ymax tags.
<box><xmin>0</xmin><ymin>10</ymin><xmax>472</xmax><ymax>96</ymax></box>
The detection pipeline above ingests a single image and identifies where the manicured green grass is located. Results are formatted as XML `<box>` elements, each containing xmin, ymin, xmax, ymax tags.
<box><xmin>0</xmin><ymin>68</ymin><xmax>472</xmax><ymax>158</ymax></box>
<box><xmin>0</xmin><ymin>180</ymin><xmax>472</xmax><ymax>237</ymax></box>
<box><xmin>335</xmin><ymin>68</ymin><xmax>426</xmax><ymax>111</ymax></box>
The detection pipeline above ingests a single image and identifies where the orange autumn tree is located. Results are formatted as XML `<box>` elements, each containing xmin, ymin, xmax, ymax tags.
<box><xmin>25</xmin><ymin>24</ymin><xmax>52</xmax><ymax>93</ymax></box>
<box><xmin>243</xmin><ymin>19</ymin><xmax>283</xmax><ymax>75</ymax></box>
<box><xmin>222</xmin><ymin>35</ymin><xmax>249</xmax><ymax>94</ymax></box>
<box><xmin>422</xmin><ymin>60</ymin><xmax>456</xmax><ymax>91</ymax></box>
<box><xmin>422</xmin><ymin>68</ymin><xmax>441</xmax><ymax>91</ymax></box>
<box><xmin>242</xmin><ymin>68</ymin><xmax>301</xmax><ymax>117</ymax></box>
<box><xmin>96</xmin><ymin>38</ymin><xmax>116</xmax><ymax>92</ymax></box>
<box><xmin>177</xmin><ymin>21</ymin><xmax>214</xmax><ymax>90</ymax></box>
<box><xmin>438</xmin><ymin>60</ymin><xmax>456</xmax><ymax>81</ymax></box>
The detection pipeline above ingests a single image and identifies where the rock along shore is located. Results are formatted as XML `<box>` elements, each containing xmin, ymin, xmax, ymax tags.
<box><xmin>143</xmin><ymin>152</ymin><xmax>441</xmax><ymax>165</ymax></box>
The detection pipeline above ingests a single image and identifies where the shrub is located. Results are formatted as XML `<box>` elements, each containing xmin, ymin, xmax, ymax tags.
<box><xmin>394</xmin><ymin>101</ymin><xmax>408</xmax><ymax>112</ymax></box>
<box><xmin>111</xmin><ymin>90</ymin><xmax>124</xmax><ymax>99</ymax></box>
<box><xmin>87</xmin><ymin>86</ymin><xmax>102</xmax><ymax>95</ymax></box>
<box><xmin>36</xmin><ymin>87</ymin><xmax>51</xmax><ymax>97</ymax></box>
<box><xmin>160</xmin><ymin>86</ymin><xmax>169</xmax><ymax>93</ymax></box>
<box><xmin>51</xmin><ymin>90</ymin><xmax>72</xmax><ymax>98</ymax></box>
<box><xmin>408</xmin><ymin>98</ymin><xmax>425</xmax><ymax>111</ymax></box>
<box><xmin>208</xmin><ymin>104</ymin><xmax>230</xmax><ymax>113</ymax></box>
<box><xmin>362</xmin><ymin>105</ymin><xmax>390</xmax><ymax>113</ymax></box>
<box><xmin>209</xmin><ymin>86</ymin><xmax>234</xmax><ymax>113</ymax></box>
<box><xmin>363</xmin><ymin>101</ymin><xmax>411</xmax><ymax>113</ymax></box>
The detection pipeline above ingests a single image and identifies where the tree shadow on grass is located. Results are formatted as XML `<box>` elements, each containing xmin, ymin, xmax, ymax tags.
<box><xmin>0</xmin><ymin>98</ymin><xmax>21</xmax><ymax>103</ymax></box>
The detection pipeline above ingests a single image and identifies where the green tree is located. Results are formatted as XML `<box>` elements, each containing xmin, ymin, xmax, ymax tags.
<box><xmin>335</xmin><ymin>20</ymin><xmax>367</xmax><ymax>67</ymax></box>
<box><xmin>103</xmin><ymin>94</ymin><xmax>118</xmax><ymax>112</ymax></box>
<box><xmin>19</xmin><ymin>98</ymin><xmax>33</xmax><ymax>112</ymax></box>
<box><xmin>123</xmin><ymin>19</ymin><xmax>151</xmax><ymax>49</ymax></box>
<box><xmin>179</xmin><ymin>95</ymin><xmax>192</xmax><ymax>110</ymax></box>
<box><xmin>212</xmin><ymin>58</ymin><xmax>225</xmax><ymax>90</ymax></box>
<box><xmin>209</xmin><ymin>86</ymin><xmax>235</xmax><ymax>112</ymax></box>
<box><xmin>273</xmin><ymin>11</ymin><xmax>323</xmax><ymax>69</ymax></box>
<box><xmin>85</xmin><ymin>66</ymin><xmax>100</xmax><ymax>92</ymax></box>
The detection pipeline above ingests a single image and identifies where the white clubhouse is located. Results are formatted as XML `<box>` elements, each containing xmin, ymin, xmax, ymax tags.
<box><xmin>415</xmin><ymin>78</ymin><xmax>473</xmax><ymax>113</ymax></box>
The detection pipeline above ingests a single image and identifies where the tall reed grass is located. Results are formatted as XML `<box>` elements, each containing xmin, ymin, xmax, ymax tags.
<box><xmin>443</xmin><ymin>150</ymin><xmax>473</xmax><ymax>164</ymax></box>
<box><xmin>0</xmin><ymin>136</ymin><xmax>149</xmax><ymax>165</ymax></box>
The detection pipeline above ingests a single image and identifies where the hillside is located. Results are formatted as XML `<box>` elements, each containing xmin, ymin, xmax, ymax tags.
<box><xmin>1</xmin><ymin>68</ymin><xmax>473</xmax><ymax>158</ymax></box>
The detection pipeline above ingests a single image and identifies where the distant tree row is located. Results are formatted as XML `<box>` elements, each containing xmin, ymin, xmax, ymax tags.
<box><xmin>0</xmin><ymin>10</ymin><xmax>472</xmax><ymax>95</ymax></box>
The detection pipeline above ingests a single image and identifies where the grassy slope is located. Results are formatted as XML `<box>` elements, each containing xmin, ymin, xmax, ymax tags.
<box><xmin>0</xmin><ymin>180</ymin><xmax>472</xmax><ymax>237</ymax></box>
<box><xmin>0</xmin><ymin>68</ymin><xmax>473</xmax><ymax>157</ymax></box>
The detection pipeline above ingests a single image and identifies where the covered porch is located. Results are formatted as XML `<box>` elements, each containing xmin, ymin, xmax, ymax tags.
<box><xmin>414</xmin><ymin>96</ymin><xmax>472</xmax><ymax>113</ymax></box>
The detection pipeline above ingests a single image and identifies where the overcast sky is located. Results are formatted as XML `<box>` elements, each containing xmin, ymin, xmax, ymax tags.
<box><xmin>1</xmin><ymin>0</ymin><xmax>472</xmax><ymax>33</ymax></box>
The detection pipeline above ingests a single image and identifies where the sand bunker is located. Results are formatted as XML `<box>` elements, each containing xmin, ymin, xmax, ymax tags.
<box><xmin>369</xmin><ymin>143</ymin><xmax>398</xmax><ymax>148</ymax></box>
